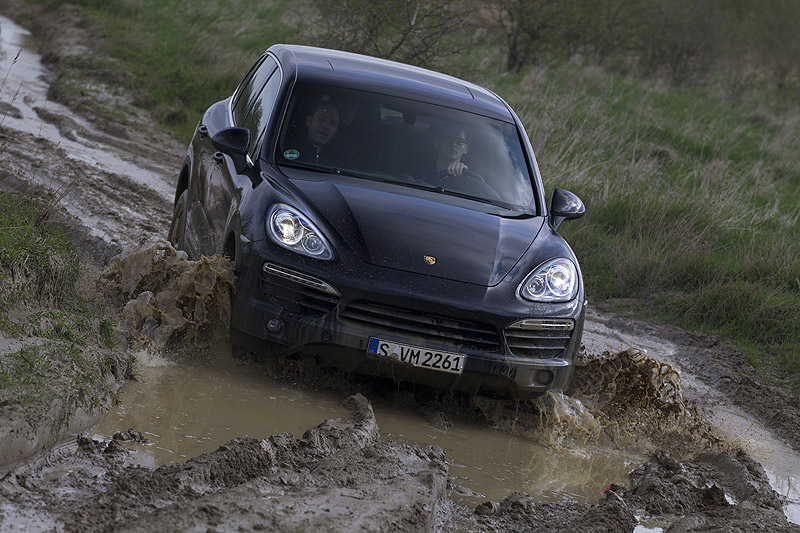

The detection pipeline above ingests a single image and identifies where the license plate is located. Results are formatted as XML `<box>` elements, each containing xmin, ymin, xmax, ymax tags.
<box><xmin>367</xmin><ymin>337</ymin><xmax>465</xmax><ymax>375</ymax></box>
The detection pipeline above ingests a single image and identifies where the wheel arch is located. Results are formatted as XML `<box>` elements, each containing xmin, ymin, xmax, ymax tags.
<box><xmin>174</xmin><ymin>159</ymin><xmax>191</xmax><ymax>206</ymax></box>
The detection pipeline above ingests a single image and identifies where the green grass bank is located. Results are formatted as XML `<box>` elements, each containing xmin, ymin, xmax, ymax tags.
<box><xmin>13</xmin><ymin>0</ymin><xmax>800</xmax><ymax>390</ymax></box>
<box><xmin>0</xmin><ymin>193</ymin><xmax>119</xmax><ymax>424</ymax></box>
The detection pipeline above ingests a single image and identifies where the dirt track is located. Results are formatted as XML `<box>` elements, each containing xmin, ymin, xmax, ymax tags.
<box><xmin>1</xmin><ymin>7</ymin><xmax>800</xmax><ymax>532</ymax></box>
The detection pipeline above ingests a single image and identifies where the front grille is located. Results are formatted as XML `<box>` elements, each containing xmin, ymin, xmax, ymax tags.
<box><xmin>505</xmin><ymin>318</ymin><xmax>574</xmax><ymax>359</ymax></box>
<box><xmin>260</xmin><ymin>264</ymin><xmax>339</xmax><ymax>317</ymax></box>
<box><xmin>340</xmin><ymin>300</ymin><xmax>501</xmax><ymax>351</ymax></box>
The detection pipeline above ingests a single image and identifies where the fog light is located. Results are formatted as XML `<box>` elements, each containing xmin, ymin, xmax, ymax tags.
<box><xmin>266</xmin><ymin>318</ymin><xmax>283</xmax><ymax>333</ymax></box>
<box><xmin>534</xmin><ymin>370</ymin><xmax>554</xmax><ymax>386</ymax></box>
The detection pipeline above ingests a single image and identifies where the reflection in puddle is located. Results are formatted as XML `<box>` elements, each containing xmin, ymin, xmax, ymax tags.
<box><xmin>95</xmin><ymin>349</ymin><xmax>640</xmax><ymax>505</ymax></box>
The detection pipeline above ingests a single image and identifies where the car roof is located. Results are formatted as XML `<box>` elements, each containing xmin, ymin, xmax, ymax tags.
<box><xmin>268</xmin><ymin>44</ymin><xmax>515</xmax><ymax>122</ymax></box>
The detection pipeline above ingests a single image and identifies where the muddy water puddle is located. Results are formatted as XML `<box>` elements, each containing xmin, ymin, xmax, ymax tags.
<box><xmin>96</xmin><ymin>241</ymin><xmax>800</xmax><ymax>524</ymax></box>
<box><xmin>94</xmin><ymin>351</ymin><xmax>351</xmax><ymax>467</ymax></box>
<box><xmin>94</xmin><ymin>348</ymin><xmax>642</xmax><ymax>506</ymax></box>
<box><xmin>375</xmin><ymin>407</ymin><xmax>642</xmax><ymax>505</ymax></box>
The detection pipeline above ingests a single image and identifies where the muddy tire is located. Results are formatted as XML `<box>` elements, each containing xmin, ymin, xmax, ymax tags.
<box><xmin>167</xmin><ymin>190</ymin><xmax>188</xmax><ymax>249</ymax></box>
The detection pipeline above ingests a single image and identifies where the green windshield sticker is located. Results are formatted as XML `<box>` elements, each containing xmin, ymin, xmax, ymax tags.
<box><xmin>283</xmin><ymin>149</ymin><xmax>300</xmax><ymax>160</ymax></box>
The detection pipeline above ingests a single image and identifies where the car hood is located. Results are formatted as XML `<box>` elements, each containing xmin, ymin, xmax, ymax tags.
<box><xmin>289</xmin><ymin>177</ymin><xmax>544</xmax><ymax>286</ymax></box>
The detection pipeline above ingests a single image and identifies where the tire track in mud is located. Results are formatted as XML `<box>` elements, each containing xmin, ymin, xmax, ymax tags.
<box><xmin>0</xmin><ymin>15</ymin><xmax>180</xmax><ymax>251</ymax></box>
<box><xmin>0</xmin><ymin>130</ymin><xmax>171</xmax><ymax>247</ymax></box>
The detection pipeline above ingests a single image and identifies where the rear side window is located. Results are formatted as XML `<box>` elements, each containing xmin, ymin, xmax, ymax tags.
<box><xmin>232</xmin><ymin>56</ymin><xmax>277</xmax><ymax>126</ymax></box>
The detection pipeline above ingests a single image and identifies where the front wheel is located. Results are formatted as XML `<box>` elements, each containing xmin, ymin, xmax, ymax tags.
<box><xmin>167</xmin><ymin>190</ymin><xmax>188</xmax><ymax>249</ymax></box>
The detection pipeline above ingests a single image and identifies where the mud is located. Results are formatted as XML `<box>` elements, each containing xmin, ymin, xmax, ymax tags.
<box><xmin>3</xmin><ymin>391</ymin><xmax>796</xmax><ymax>532</ymax></box>
<box><xmin>0</xmin><ymin>12</ymin><xmax>180</xmax><ymax>262</ymax></box>
<box><xmin>2</xmin><ymin>394</ymin><xmax>448</xmax><ymax>533</ymax></box>
<box><xmin>1</xmin><ymin>6</ymin><xmax>799</xmax><ymax>533</ymax></box>
<box><xmin>465</xmin><ymin>449</ymin><xmax>797</xmax><ymax>532</ymax></box>
<box><xmin>101</xmin><ymin>240</ymin><xmax>235</xmax><ymax>350</ymax></box>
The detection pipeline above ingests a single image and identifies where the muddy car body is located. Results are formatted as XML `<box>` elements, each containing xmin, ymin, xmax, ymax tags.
<box><xmin>168</xmin><ymin>44</ymin><xmax>586</xmax><ymax>399</ymax></box>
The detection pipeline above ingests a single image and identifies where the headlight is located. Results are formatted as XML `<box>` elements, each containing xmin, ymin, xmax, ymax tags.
<box><xmin>267</xmin><ymin>203</ymin><xmax>333</xmax><ymax>260</ymax></box>
<box><xmin>519</xmin><ymin>258</ymin><xmax>578</xmax><ymax>302</ymax></box>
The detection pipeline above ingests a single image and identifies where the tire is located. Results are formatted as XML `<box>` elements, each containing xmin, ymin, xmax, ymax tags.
<box><xmin>167</xmin><ymin>190</ymin><xmax>188</xmax><ymax>249</ymax></box>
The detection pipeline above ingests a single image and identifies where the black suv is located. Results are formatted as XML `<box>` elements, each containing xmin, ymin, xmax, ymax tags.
<box><xmin>168</xmin><ymin>44</ymin><xmax>586</xmax><ymax>399</ymax></box>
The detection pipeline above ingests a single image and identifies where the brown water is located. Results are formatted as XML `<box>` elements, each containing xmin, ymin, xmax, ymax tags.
<box><xmin>94</xmin><ymin>348</ymin><xmax>642</xmax><ymax>506</ymax></box>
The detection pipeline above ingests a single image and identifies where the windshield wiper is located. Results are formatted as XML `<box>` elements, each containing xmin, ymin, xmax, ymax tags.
<box><xmin>434</xmin><ymin>187</ymin><xmax>495</xmax><ymax>204</ymax></box>
<box><xmin>378</xmin><ymin>180</ymin><xmax>493</xmax><ymax>204</ymax></box>
<box><xmin>279</xmin><ymin>162</ymin><xmax>382</xmax><ymax>182</ymax></box>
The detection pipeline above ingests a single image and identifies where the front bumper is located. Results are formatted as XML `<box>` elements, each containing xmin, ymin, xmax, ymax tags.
<box><xmin>230</xmin><ymin>247</ymin><xmax>585</xmax><ymax>399</ymax></box>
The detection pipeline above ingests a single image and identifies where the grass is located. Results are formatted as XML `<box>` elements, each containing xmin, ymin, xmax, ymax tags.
<box><xmin>0</xmin><ymin>192</ymin><xmax>122</xmax><ymax>427</ymax></box>
<box><xmin>12</xmin><ymin>0</ymin><xmax>800</xmax><ymax>389</ymax></box>
<box><xmin>484</xmin><ymin>63</ymin><xmax>800</xmax><ymax>384</ymax></box>
<box><xmin>0</xmin><ymin>194</ymin><xmax>81</xmax><ymax>313</ymax></box>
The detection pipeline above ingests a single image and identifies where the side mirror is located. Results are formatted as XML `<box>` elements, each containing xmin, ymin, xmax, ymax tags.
<box><xmin>211</xmin><ymin>127</ymin><xmax>253</xmax><ymax>175</ymax></box>
<box><xmin>549</xmin><ymin>188</ymin><xmax>585</xmax><ymax>231</ymax></box>
<box><xmin>211</xmin><ymin>127</ymin><xmax>250</xmax><ymax>155</ymax></box>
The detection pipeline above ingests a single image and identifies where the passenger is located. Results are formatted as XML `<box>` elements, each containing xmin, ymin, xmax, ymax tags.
<box><xmin>283</xmin><ymin>101</ymin><xmax>341</xmax><ymax>165</ymax></box>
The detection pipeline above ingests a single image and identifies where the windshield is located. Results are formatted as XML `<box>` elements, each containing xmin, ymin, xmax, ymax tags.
<box><xmin>275</xmin><ymin>82</ymin><xmax>536</xmax><ymax>210</ymax></box>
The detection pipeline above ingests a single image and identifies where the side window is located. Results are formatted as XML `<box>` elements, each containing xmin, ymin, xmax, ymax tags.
<box><xmin>230</xmin><ymin>55</ymin><xmax>265</xmax><ymax>112</ymax></box>
<box><xmin>232</xmin><ymin>56</ymin><xmax>277</xmax><ymax>126</ymax></box>
<box><xmin>242</xmin><ymin>68</ymin><xmax>282</xmax><ymax>159</ymax></box>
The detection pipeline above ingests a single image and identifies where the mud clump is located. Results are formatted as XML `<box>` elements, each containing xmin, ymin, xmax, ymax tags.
<box><xmin>626</xmin><ymin>450</ymin><xmax>799</xmax><ymax>532</ymax></box>
<box><xmin>472</xmin><ymin>491</ymin><xmax>636</xmax><ymax>532</ymax></box>
<box><xmin>1</xmin><ymin>394</ymin><xmax>448</xmax><ymax>532</ymax></box>
<box><xmin>101</xmin><ymin>240</ymin><xmax>234</xmax><ymax>350</ymax></box>
<box><xmin>468</xmin><ymin>449</ymin><xmax>799</xmax><ymax>532</ymax></box>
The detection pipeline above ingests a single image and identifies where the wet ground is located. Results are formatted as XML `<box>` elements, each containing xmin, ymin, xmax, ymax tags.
<box><xmin>2</xmin><ymin>11</ymin><xmax>800</xmax><ymax>532</ymax></box>
<box><xmin>92</xmin><ymin>345</ymin><xmax>642</xmax><ymax>508</ymax></box>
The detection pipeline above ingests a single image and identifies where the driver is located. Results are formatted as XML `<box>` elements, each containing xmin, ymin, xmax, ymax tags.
<box><xmin>418</xmin><ymin>125</ymin><xmax>502</xmax><ymax>201</ymax></box>
<box><xmin>431</xmin><ymin>126</ymin><xmax>469</xmax><ymax>179</ymax></box>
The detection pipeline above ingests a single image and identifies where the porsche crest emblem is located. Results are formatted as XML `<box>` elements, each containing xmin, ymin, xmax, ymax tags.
<box><xmin>424</xmin><ymin>255</ymin><xmax>437</xmax><ymax>265</ymax></box>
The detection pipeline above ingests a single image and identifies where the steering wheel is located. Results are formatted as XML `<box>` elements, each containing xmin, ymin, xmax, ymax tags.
<box><xmin>433</xmin><ymin>168</ymin><xmax>499</xmax><ymax>190</ymax></box>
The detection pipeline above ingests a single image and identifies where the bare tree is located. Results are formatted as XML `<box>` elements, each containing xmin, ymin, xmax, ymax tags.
<box><xmin>558</xmin><ymin>0</ymin><xmax>650</xmax><ymax>63</ymax></box>
<box><xmin>484</xmin><ymin>0</ymin><xmax>561</xmax><ymax>72</ymax></box>
<box><xmin>310</xmin><ymin>0</ymin><xmax>477</xmax><ymax>68</ymax></box>
<box><xmin>637</xmin><ymin>0</ymin><xmax>721</xmax><ymax>84</ymax></box>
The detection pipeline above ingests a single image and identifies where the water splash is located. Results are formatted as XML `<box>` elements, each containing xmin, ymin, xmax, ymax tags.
<box><xmin>470</xmin><ymin>348</ymin><xmax>721</xmax><ymax>458</ymax></box>
<box><xmin>569</xmin><ymin>347</ymin><xmax>722</xmax><ymax>456</ymax></box>
<box><xmin>102</xmin><ymin>240</ymin><xmax>234</xmax><ymax>351</ymax></box>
